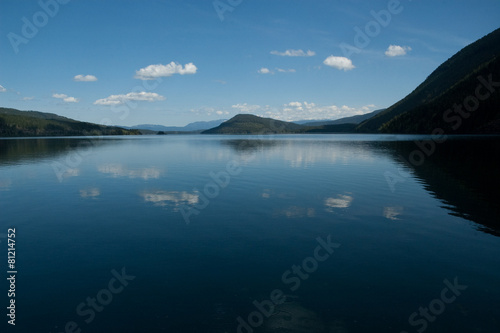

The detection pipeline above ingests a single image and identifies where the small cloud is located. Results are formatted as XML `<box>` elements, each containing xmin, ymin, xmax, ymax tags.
<box><xmin>214</xmin><ymin>80</ymin><xmax>227</xmax><ymax>85</ymax></box>
<box><xmin>73</xmin><ymin>74</ymin><xmax>98</xmax><ymax>82</ymax></box>
<box><xmin>385</xmin><ymin>45</ymin><xmax>412</xmax><ymax>57</ymax></box>
<box><xmin>258</xmin><ymin>67</ymin><xmax>271</xmax><ymax>74</ymax></box>
<box><xmin>250</xmin><ymin>101</ymin><xmax>376</xmax><ymax>122</ymax></box>
<box><xmin>216</xmin><ymin>110</ymin><xmax>229</xmax><ymax>115</ymax></box>
<box><xmin>276</xmin><ymin>68</ymin><xmax>296</xmax><ymax>73</ymax></box>
<box><xmin>232</xmin><ymin>103</ymin><xmax>261</xmax><ymax>113</ymax></box>
<box><xmin>287</xmin><ymin>101</ymin><xmax>302</xmax><ymax>108</ymax></box>
<box><xmin>323</xmin><ymin>55</ymin><xmax>355</xmax><ymax>71</ymax></box>
<box><xmin>94</xmin><ymin>91</ymin><xmax>165</xmax><ymax>106</ymax></box>
<box><xmin>271</xmin><ymin>49</ymin><xmax>316</xmax><ymax>57</ymax></box>
<box><xmin>0</xmin><ymin>85</ymin><xmax>6</xmax><ymax>92</ymax></box>
<box><xmin>135</xmin><ymin>62</ymin><xmax>197</xmax><ymax>80</ymax></box>
<box><xmin>22</xmin><ymin>96</ymin><xmax>34</xmax><ymax>101</ymax></box>
<box><xmin>53</xmin><ymin>93</ymin><xmax>79</xmax><ymax>103</ymax></box>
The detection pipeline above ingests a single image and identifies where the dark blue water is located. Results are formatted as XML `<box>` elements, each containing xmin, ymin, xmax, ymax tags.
<box><xmin>1</xmin><ymin>135</ymin><xmax>499</xmax><ymax>332</ymax></box>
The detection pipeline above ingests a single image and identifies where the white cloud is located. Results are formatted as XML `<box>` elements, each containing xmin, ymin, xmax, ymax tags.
<box><xmin>270</xmin><ymin>49</ymin><xmax>316</xmax><ymax>57</ymax></box>
<box><xmin>276</xmin><ymin>68</ymin><xmax>296</xmax><ymax>73</ymax></box>
<box><xmin>260</xmin><ymin>101</ymin><xmax>376</xmax><ymax>122</ymax></box>
<box><xmin>232</xmin><ymin>103</ymin><xmax>261</xmax><ymax>113</ymax></box>
<box><xmin>210</xmin><ymin>102</ymin><xmax>377</xmax><ymax>122</ymax></box>
<box><xmin>22</xmin><ymin>96</ymin><xmax>34</xmax><ymax>101</ymax></box>
<box><xmin>258</xmin><ymin>67</ymin><xmax>271</xmax><ymax>74</ymax></box>
<box><xmin>135</xmin><ymin>62</ymin><xmax>197</xmax><ymax>80</ymax></box>
<box><xmin>323</xmin><ymin>55</ymin><xmax>355</xmax><ymax>71</ymax></box>
<box><xmin>216</xmin><ymin>110</ymin><xmax>229</xmax><ymax>115</ymax></box>
<box><xmin>0</xmin><ymin>85</ymin><xmax>6</xmax><ymax>92</ymax></box>
<box><xmin>288</xmin><ymin>102</ymin><xmax>302</xmax><ymax>108</ymax></box>
<box><xmin>94</xmin><ymin>91</ymin><xmax>165</xmax><ymax>106</ymax></box>
<box><xmin>53</xmin><ymin>93</ymin><xmax>79</xmax><ymax>103</ymax></box>
<box><xmin>258</xmin><ymin>68</ymin><xmax>296</xmax><ymax>74</ymax></box>
<box><xmin>385</xmin><ymin>45</ymin><xmax>412</xmax><ymax>57</ymax></box>
<box><xmin>73</xmin><ymin>74</ymin><xmax>98</xmax><ymax>82</ymax></box>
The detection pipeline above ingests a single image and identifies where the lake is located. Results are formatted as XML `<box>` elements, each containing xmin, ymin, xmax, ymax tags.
<box><xmin>1</xmin><ymin>134</ymin><xmax>499</xmax><ymax>333</ymax></box>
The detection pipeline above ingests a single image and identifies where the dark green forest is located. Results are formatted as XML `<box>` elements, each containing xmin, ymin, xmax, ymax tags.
<box><xmin>356</xmin><ymin>27</ymin><xmax>500</xmax><ymax>134</ymax></box>
<box><xmin>0</xmin><ymin>107</ymin><xmax>140</xmax><ymax>137</ymax></box>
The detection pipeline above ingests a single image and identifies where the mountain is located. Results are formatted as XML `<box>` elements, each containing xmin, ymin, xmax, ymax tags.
<box><xmin>201</xmin><ymin>114</ymin><xmax>305</xmax><ymax>134</ymax></box>
<box><xmin>128</xmin><ymin>119</ymin><xmax>227</xmax><ymax>132</ymax></box>
<box><xmin>201</xmin><ymin>114</ymin><xmax>364</xmax><ymax>134</ymax></box>
<box><xmin>357</xmin><ymin>27</ymin><xmax>500</xmax><ymax>134</ymax></box>
<box><xmin>300</xmin><ymin>109</ymin><xmax>385</xmax><ymax>126</ymax></box>
<box><xmin>0</xmin><ymin>107</ymin><xmax>140</xmax><ymax>137</ymax></box>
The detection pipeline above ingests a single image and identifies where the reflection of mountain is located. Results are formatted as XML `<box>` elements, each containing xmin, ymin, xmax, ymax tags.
<box><xmin>220</xmin><ymin>135</ymin><xmax>500</xmax><ymax>236</ymax></box>
<box><xmin>0</xmin><ymin>138</ymin><xmax>104</xmax><ymax>165</ymax></box>
<box><xmin>381</xmin><ymin>137</ymin><xmax>500</xmax><ymax>236</ymax></box>
<box><xmin>221</xmin><ymin>137</ymin><xmax>380</xmax><ymax>169</ymax></box>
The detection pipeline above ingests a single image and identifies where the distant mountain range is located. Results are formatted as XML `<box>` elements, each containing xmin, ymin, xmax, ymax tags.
<box><xmin>201</xmin><ymin>113</ymin><xmax>383</xmax><ymax>134</ymax></box>
<box><xmin>2</xmin><ymin>28</ymin><xmax>499</xmax><ymax>137</ymax></box>
<box><xmin>0</xmin><ymin>107</ymin><xmax>139</xmax><ymax>137</ymax></box>
<box><xmin>203</xmin><ymin>27</ymin><xmax>500</xmax><ymax>135</ymax></box>
<box><xmin>125</xmin><ymin>119</ymin><xmax>227</xmax><ymax>133</ymax></box>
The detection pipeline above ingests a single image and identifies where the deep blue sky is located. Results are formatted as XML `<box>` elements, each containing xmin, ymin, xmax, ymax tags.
<box><xmin>1</xmin><ymin>0</ymin><xmax>499</xmax><ymax>126</ymax></box>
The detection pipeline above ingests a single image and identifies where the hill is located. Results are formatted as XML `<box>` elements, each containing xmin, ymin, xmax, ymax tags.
<box><xmin>201</xmin><ymin>114</ymin><xmax>304</xmax><ymax>134</ymax></box>
<box><xmin>0</xmin><ymin>107</ymin><xmax>140</xmax><ymax>137</ymax></box>
<box><xmin>357</xmin><ymin>27</ymin><xmax>500</xmax><ymax>134</ymax></box>
<box><xmin>201</xmin><ymin>114</ymin><xmax>364</xmax><ymax>134</ymax></box>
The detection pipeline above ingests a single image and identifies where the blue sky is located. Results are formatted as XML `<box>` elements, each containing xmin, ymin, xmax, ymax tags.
<box><xmin>0</xmin><ymin>0</ymin><xmax>499</xmax><ymax>126</ymax></box>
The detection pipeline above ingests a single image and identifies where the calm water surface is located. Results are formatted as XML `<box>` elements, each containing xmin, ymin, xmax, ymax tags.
<box><xmin>1</xmin><ymin>134</ymin><xmax>499</xmax><ymax>333</ymax></box>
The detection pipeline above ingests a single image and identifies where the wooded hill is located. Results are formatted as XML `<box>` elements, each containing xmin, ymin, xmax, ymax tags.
<box><xmin>0</xmin><ymin>107</ymin><xmax>140</xmax><ymax>137</ymax></box>
<box><xmin>356</xmin><ymin>27</ymin><xmax>500</xmax><ymax>134</ymax></box>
